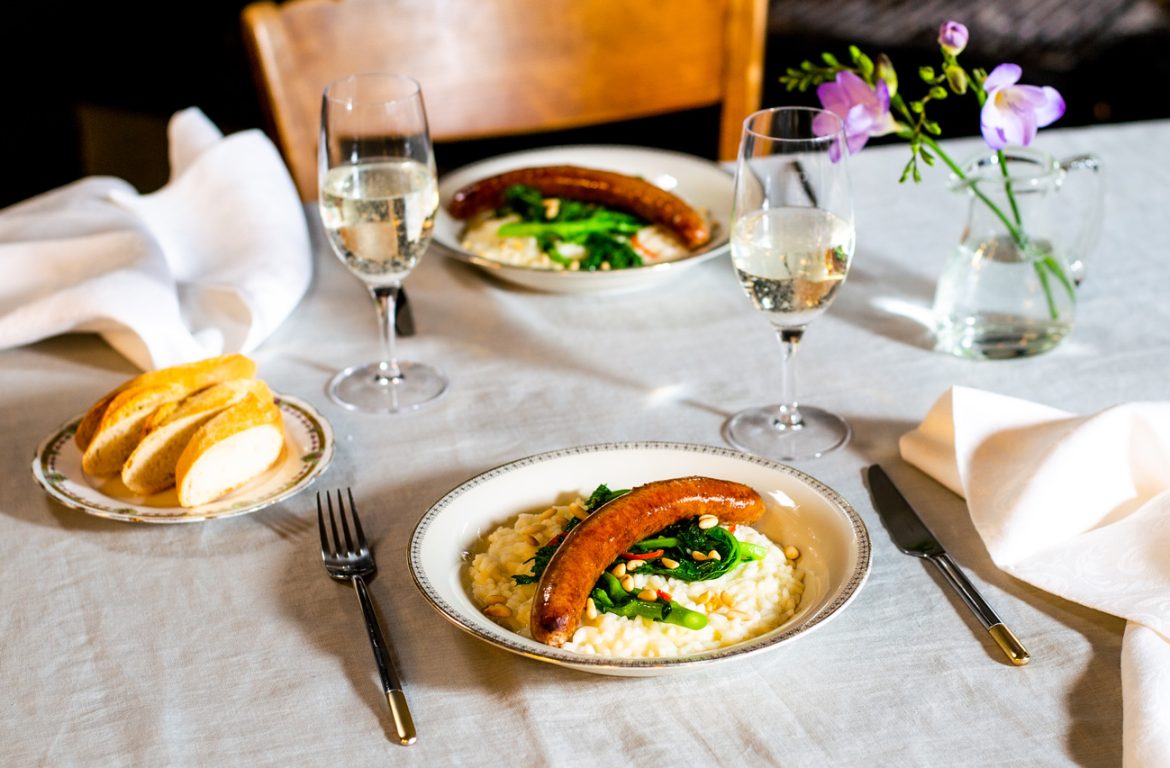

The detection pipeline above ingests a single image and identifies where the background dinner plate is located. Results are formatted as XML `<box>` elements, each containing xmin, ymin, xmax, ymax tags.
<box><xmin>409</xmin><ymin>442</ymin><xmax>871</xmax><ymax>676</ymax></box>
<box><xmin>434</xmin><ymin>145</ymin><xmax>733</xmax><ymax>294</ymax></box>
<box><xmin>30</xmin><ymin>394</ymin><xmax>334</xmax><ymax>524</ymax></box>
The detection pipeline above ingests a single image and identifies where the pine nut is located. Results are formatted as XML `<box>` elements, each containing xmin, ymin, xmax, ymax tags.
<box><xmin>625</xmin><ymin>559</ymin><xmax>643</xmax><ymax>571</ymax></box>
<box><xmin>573</xmin><ymin>506</ymin><xmax>590</xmax><ymax>520</ymax></box>
<box><xmin>708</xmin><ymin>549</ymin><xmax>721</xmax><ymax>561</ymax></box>
<box><xmin>484</xmin><ymin>604</ymin><xmax>512</xmax><ymax>618</ymax></box>
<box><xmin>691</xmin><ymin>550</ymin><xmax>708</xmax><ymax>561</ymax></box>
<box><xmin>784</xmin><ymin>545</ymin><xmax>800</xmax><ymax>561</ymax></box>
<box><xmin>720</xmin><ymin>591</ymin><xmax>734</xmax><ymax>607</ymax></box>
<box><xmin>585</xmin><ymin>597</ymin><xmax>598</xmax><ymax>620</ymax></box>
<box><xmin>637</xmin><ymin>589</ymin><xmax>657</xmax><ymax>602</ymax></box>
<box><xmin>520</xmin><ymin>524</ymin><xmax>543</xmax><ymax>535</ymax></box>
<box><xmin>539</xmin><ymin>507</ymin><xmax>557</xmax><ymax>519</ymax></box>
<box><xmin>661</xmin><ymin>557</ymin><xmax>680</xmax><ymax>569</ymax></box>
<box><xmin>484</xmin><ymin>594</ymin><xmax>508</xmax><ymax>605</ymax></box>
<box><xmin>611</xmin><ymin>562</ymin><xmax>627</xmax><ymax>577</ymax></box>
<box><xmin>698</xmin><ymin>514</ymin><xmax>719</xmax><ymax>529</ymax></box>
<box><xmin>726</xmin><ymin>609</ymin><xmax>751</xmax><ymax>621</ymax></box>
<box><xmin>620</xmin><ymin>575</ymin><xmax>635</xmax><ymax>592</ymax></box>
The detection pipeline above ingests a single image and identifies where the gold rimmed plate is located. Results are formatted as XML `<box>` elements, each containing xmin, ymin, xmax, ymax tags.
<box><xmin>30</xmin><ymin>394</ymin><xmax>334</xmax><ymax>524</ymax></box>
<box><xmin>409</xmin><ymin>441</ymin><xmax>870</xmax><ymax>676</ymax></box>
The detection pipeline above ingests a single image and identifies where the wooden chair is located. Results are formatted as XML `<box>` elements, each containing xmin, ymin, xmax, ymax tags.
<box><xmin>241</xmin><ymin>0</ymin><xmax>767</xmax><ymax>200</ymax></box>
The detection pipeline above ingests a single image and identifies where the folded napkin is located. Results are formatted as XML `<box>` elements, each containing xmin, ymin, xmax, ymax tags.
<box><xmin>901</xmin><ymin>386</ymin><xmax>1170</xmax><ymax>768</ymax></box>
<box><xmin>0</xmin><ymin>108</ymin><xmax>310</xmax><ymax>370</ymax></box>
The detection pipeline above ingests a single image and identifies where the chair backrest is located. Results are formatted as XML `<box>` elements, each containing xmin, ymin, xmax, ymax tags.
<box><xmin>242</xmin><ymin>0</ymin><xmax>767</xmax><ymax>200</ymax></box>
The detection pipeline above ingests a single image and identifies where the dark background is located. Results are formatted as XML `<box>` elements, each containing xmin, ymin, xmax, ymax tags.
<box><xmin>4</xmin><ymin>1</ymin><xmax>1168</xmax><ymax>208</ymax></box>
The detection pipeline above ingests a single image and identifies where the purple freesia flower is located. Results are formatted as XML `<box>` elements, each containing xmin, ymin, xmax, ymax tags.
<box><xmin>938</xmin><ymin>21</ymin><xmax>968</xmax><ymax>56</ymax></box>
<box><xmin>980</xmin><ymin>63</ymin><xmax>1065</xmax><ymax>149</ymax></box>
<box><xmin>815</xmin><ymin>71</ymin><xmax>899</xmax><ymax>156</ymax></box>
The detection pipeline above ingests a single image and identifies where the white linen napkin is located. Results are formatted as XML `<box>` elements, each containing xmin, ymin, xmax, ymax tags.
<box><xmin>0</xmin><ymin>108</ymin><xmax>310</xmax><ymax>370</ymax></box>
<box><xmin>900</xmin><ymin>386</ymin><xmax>1170</xmax><ymax>768</ymax></box>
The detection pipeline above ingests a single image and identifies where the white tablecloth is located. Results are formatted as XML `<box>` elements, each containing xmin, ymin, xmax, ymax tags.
<box><xmin>4</xmin><ymin>120</ymin><xmax>1164</xmax><ymax>766</ymax></box>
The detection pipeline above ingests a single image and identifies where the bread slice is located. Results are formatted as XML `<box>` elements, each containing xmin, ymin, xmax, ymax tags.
<box><xmin>175</xmin><ymin>387</ymin><xmax>285</xmax><ymax>507</ymax></box>
<box><xmin>120</xmin><ymin>379</ymin><xmax>271</xmax><ymax>496</ymax></box>
<box><xmin>80</xmin><ymin>382</ymin><xmax>193</xmax><ymax>477</ymax></box>
<box><xmin>74</xmin><ymin>354</ymin><xmax>258</xmax><ymax>450</ymax></box>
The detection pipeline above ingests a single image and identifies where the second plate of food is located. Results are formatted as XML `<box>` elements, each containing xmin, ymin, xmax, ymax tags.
<box><xmin>434</xmin><ymin>145</ymin><xmax>733</xmax><ymax>293</ymax></box>
<box><xmin>409</xmin><ymin>442</ymin><xmax>870</xmax><ymax>676</ymax></box>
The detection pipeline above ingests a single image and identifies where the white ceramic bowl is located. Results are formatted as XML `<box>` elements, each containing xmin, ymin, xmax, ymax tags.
<box><xmin>409</xmin><ymin>442</ymin><xmax>870</xmax><ymax>676</ymax></box>
<box><xmin>433</xmin><ymin>145</ymin><xmax>733</xmax><ymax>294</ymax></box>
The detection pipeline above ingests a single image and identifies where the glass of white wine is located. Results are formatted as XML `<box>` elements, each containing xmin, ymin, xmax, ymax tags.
<box><xmin>725</xmin><ymin>106</ymin><xmax>855</xmax><ymax>461</ymax></box>
<box><xmin>319</xmin><ymin>73</ymin><xmax>447</xmax><ymax>413</ymax></box>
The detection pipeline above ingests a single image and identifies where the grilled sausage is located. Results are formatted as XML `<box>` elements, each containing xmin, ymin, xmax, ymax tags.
<box><xmin>531</xmin><ymin>476</ymin><xmax>766</xmax><ymax>647</ymax></box>
<box><xmin>447</xmin><ymin>165</ymin><xmax>712</xmax><ymax>249</ymax></box>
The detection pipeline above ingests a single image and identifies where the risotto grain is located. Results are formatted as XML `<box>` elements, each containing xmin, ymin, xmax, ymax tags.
<box><xmin>469</xmin><ymin>496</ymin><xmax>804</xmax><ymax>657</ymax></box>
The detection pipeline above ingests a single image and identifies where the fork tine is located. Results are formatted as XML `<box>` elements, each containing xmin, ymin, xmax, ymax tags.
<box><xmin>326</xmin><ymin>489</ymin><xmax>342</xmax><ymax>556</ymax></box>
<box><xmin>336</xmin><ymin>488</ymin><xmax>354</xmax><ymax>554</ymax></box>
<box><xmin>347</xmin><ymin>487</ymin><xmax>368</xmax><ymax>552</ymax></box>
<box><xmin>316</xmin><ymin>491</ymin><xmax>332</xmax><ymax>556</ymax></box>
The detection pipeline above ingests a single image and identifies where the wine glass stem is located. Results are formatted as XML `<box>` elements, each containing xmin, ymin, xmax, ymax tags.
<box><xmin>774</xmin><ymin>328</ymin><xmax>805</xmax><ymax>429</ymax></box>
<box><xmin>371</xmin><ymin>283</ymin><xmax>403</xmax><ymax>383</ymax></box>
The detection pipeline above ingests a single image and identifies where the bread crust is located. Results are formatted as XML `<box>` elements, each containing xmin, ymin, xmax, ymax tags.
<box><xmin>74</xmin><ymin>354</ymin><xmax>257</xmax><ymax>450</ymax></box>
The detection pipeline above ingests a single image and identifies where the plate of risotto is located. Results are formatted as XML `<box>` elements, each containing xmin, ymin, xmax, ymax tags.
<box><xmin>408</xmin><ymin>442</ymin><xmax>871</xmax><ymax>676</ymax></box>
<box><xmin>433</xmin><ymin>146</ymin><xmax>733</xmax><ymax>294</ymax></box>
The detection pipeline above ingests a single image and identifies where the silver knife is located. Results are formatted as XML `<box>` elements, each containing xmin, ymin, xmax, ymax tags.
<box><xmin>866</xmin><ymin>465</ymin><xmax>1030</xmax><ymax>666</ymax></box>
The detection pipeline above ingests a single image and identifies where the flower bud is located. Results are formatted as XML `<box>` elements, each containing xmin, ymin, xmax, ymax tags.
<box><xmin>876</xmin><ymin>54</ymin><xmax>898</xmax><ymax>98</ymax></box>
<box><xmin>945</xmin><ymin>65</ymin><xmax>969</xmax><ymax>95</ymax></box>
<box><xmin>938</xmin><ymin>21</ymin><xmax>969</xmax><ymax>56</ymax></box>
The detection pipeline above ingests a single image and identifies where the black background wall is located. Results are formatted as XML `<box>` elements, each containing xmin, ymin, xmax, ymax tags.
<box><xmin>3</xmin><ymin>2</ymin><xmax>1168</xmax><ymax>209</ymax></box>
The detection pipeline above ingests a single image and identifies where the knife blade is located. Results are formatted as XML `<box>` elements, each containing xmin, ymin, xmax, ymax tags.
<box><xmin>866</xmin><ymin>465</ymin><xmax>1030</xmax><ymax>666</ymax></box>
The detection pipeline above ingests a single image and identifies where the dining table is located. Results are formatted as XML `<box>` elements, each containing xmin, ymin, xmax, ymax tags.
<box><xmin>4</xmin><ymin>117</ymin><xmax>1164</xmax><ymax>767</ymax></box>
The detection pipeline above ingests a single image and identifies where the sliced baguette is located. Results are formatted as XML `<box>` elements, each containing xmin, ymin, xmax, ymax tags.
<box><xmin>75</xmin><ymin>354</ymin><xmax>258</xmax><ymax>450</ymax></box>
<box><xmin>80</xmin><ymin>382</ymin><xmax>193</xmax><ymax>477</ymax></box>
<box><xmin>175</xmin><ymin>387</ymin><xmax>285</xmax><ymax>508</ymax></box>
<box><xmin>120</xmin><ymin>379</ymin><xmax>272</xmax><ymax>496</ymax></box>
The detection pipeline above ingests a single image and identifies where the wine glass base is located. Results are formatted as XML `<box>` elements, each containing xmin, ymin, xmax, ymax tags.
<box><xmin>327</xmin><ymin>361</ymin><xmax>448</xmax><ymax>414</ymax></box>
<box><xmin>724</xmin><ymin>405</ymin><xmax>851</xmax><ymax>462</ymax></box>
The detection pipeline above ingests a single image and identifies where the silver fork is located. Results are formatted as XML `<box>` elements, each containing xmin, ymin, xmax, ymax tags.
<box><xmin>317</xmin><ymin>489</ymin><xmax>417</xmax><ymax>746</ymax></box>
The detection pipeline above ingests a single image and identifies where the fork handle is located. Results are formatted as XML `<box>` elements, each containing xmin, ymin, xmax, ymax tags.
<box><xmin>352</xmin><ymin>577</ymin><xmax>417</xmax><ymax>745</ymax></box>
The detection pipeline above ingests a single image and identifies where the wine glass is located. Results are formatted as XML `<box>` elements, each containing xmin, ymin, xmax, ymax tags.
<box><xmin>319</xmin><ymin>73</ymin><xmax>447</xmax><ymax>413</ymax></box>
<box><xmin>725</xmin><ymin>106</ymin><xmax>856</xmax><ymax>461</ymax></box>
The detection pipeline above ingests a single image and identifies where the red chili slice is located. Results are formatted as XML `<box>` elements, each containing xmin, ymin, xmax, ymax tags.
<box><xmin>657</xmin><ymin>590</ymin><xmax>673</xmax><ymax>603</ymax></box>
<box><xmin>621</xmin><ymin>549</ymin><xmax>665</xmax><ymax>560</ymax></box>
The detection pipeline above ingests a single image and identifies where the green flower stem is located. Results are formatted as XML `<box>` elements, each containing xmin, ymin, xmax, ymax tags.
<box><xmin>912</xmin><ymin>132</ymin><xmax>1069</xmax><ymax>321</ymax></box>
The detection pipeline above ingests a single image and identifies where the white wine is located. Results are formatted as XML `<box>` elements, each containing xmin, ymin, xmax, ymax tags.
<box><xmin>320</xmin><ymin>159</ymin><xmax>439</xmax><ymax>283</ymax></box>
<box><xmin>731</xmin><ymin>207</ymin><xmax>854</xmax><ymax>328</ymax></box>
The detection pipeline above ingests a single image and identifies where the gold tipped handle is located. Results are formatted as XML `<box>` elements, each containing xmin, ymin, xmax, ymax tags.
<box><xmin>386</xmin><ymin>689</ymin><xmax>417</xmax><ymax>745</ymax></box>
<box><xmin>988</xmin><ymin>623</ymin><xmax>1030</xmax><ymax>666</ymax></box>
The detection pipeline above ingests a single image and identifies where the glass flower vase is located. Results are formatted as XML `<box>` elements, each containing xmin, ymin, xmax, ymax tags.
<box><xmin>932</xmin><ymin>147</ymin><xmax>1101</xmax><ymax>359</ymax></box>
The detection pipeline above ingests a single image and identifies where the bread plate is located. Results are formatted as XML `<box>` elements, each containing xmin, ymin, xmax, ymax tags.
<box><xmin>434</xmin><ymin>145</ymin><xmax>733</xmax><ymax>294</ymax></box>
<box><xmin>31</xmin><ymin>394</ymin><xmax>334</xmax><ymax>524</ymax></box>
<box><xmin>409</xmin><ymin>442</ymin><xmax>870</xmax><ymax>676</ymax></box>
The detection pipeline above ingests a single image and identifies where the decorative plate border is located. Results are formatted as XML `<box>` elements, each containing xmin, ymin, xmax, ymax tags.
<box><xmin>30</xmin><ymin>394</ymin><xmax>334</xmax><ymax>524</ymax></box>
<box><xmin>408</xmin><ymin>441</ymin><xmax>871</xmax><ymax>673</ymax></box>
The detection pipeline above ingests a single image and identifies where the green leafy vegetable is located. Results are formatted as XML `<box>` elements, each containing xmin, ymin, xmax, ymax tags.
<box><xmin>590</xmin><ymin>573</ymin><xmax>708</xmax><ymax>629</ymax></box>
<box><xmin>626</xmin><ymin>520</ymin><xmax>765</xmax><ymax>582</ymax></box>
<box><xmin>494</xmin><ymin>184</ymin><xmax>646</xmax><ymax>271</ymax></box>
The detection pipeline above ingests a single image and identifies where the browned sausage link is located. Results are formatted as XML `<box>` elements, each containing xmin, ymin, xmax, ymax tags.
<box><xmin>447</xmin><ymin>165</ymin><xmax>712</xmax><ymax>249</ymax></box>
<box><xmin>530</xmin><ymin>476</ymin><xmax>766</xmax><ymax>647</ymax></box>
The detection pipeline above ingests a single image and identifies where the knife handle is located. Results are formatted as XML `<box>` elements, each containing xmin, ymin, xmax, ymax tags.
<box><xmin>928</xmin><ymin>554</ymin><xmax>1030</xmax><ymax>666</ymax></box>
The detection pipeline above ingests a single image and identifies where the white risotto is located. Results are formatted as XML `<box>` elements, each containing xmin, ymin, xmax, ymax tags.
<box><xmin>468</xmin><ymin>495</ymin><xmax>804</xmax><ymax>657</ymax></box>
<box><xmin>459</xmin><ymin>213</ymin><xmax>691</xmax><ymax>271</ymax></box>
